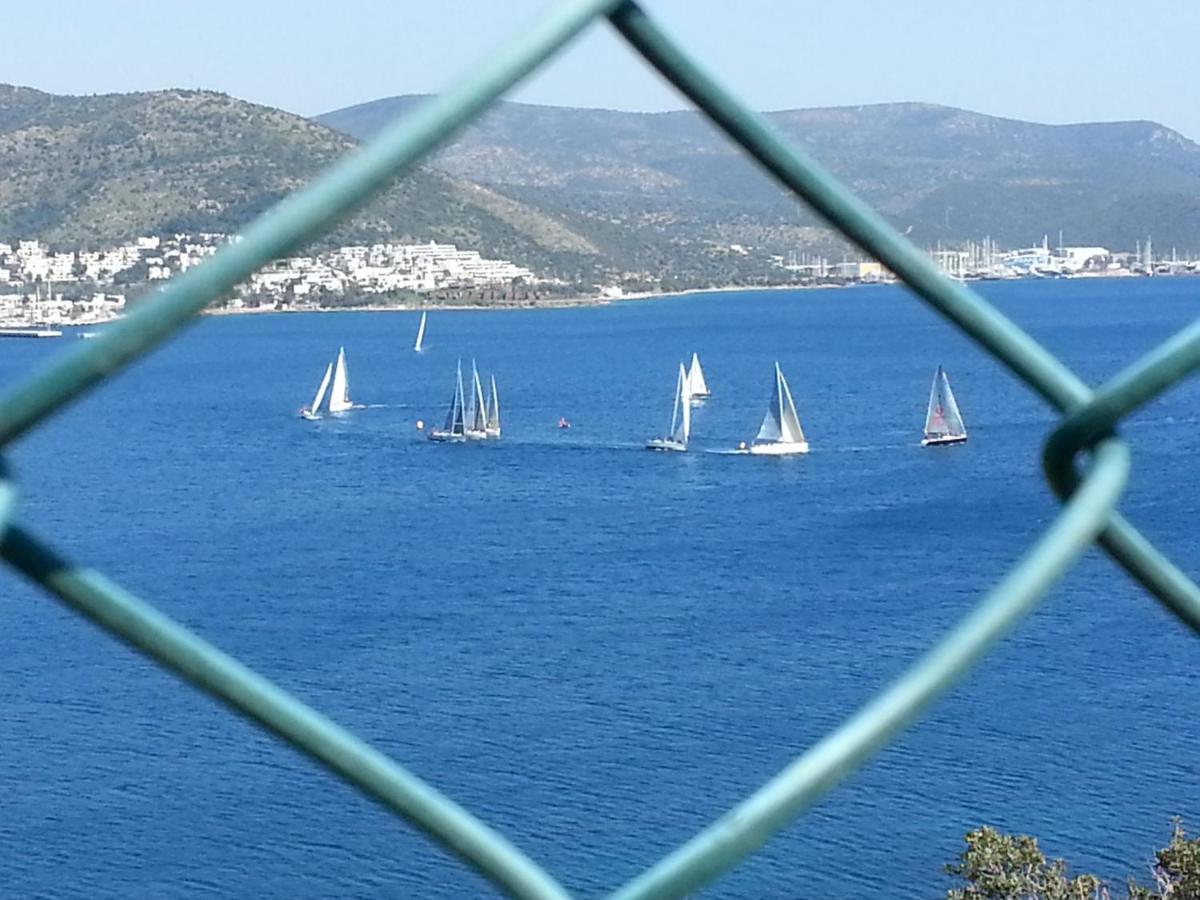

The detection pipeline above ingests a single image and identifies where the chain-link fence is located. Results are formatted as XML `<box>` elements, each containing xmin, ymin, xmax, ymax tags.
<box><xmin>2</xmin><ymin>2</ymin><xmax>1197</xmax><ymax>897</ymax></box>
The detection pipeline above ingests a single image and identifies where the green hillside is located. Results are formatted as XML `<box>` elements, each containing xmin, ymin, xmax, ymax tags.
<box><xmin>0</xmin><ymin>85</ymin><xmax>606</xmax><ymax>281</ymax></box>
<box><xmin>319</xmin><ymin>96</ymin><xmax>1200</xmax><ymax>252</ymax></box>
<box><xmin>6</xmin><ymin>82</ymin><xmax>1199</xmax><ymax>297</ymax></box>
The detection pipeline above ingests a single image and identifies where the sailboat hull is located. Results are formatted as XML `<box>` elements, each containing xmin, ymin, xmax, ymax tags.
<box><xmin>742</xmin><ymin>441</ymin><xmax>809</xmax><ymax>456</ymax></box>
<box><xmin>464</xmin><ymin>428</ymin><xmax>489</xmax><ymax>441</ymax></box>
<box><xmin>428</xmin><ymin>430</ymin><xmax>466</xmax><ymax>443</ymax></box>
<box><xmin>922</xmin><ymin>434</ymin><xmax>967</xmax><ymax>447</ymax></box>
<box><xmin>645</xmin><ymin>438</ymin><xmax>687</xmax><ymax>452</ymax></box>
<box><xmin>300</xmin><ymin>410</ymin><xmax>320</xmax><ymax>421</ymax></box>
<box><xmin>485</xmin><ymin>427</ymin><xmax>501</xmax><ymax>438</ymax></box>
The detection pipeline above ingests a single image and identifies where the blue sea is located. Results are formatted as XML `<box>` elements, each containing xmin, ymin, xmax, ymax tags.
<box><xmin>1</xmin><ymin>277</ymin><xmax>1198</xmax><ymax>898</ymax></box>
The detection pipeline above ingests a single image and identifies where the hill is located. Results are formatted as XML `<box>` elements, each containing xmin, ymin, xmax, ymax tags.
<box><xmin>318</xmin><ymin>96</ymin><xmax>1200</xmax><ymax>253</ymax></box>
<box><xmin>6</xmin><ymin>84</ymin><xmax>1200</xmax><ymax>296</ymax></box>
<box><xmin>0</xmin><ymin>84</ymin><xmax>606</xmax><ymax>282</ymax></box>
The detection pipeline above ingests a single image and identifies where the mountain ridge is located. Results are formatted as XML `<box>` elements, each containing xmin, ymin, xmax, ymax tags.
<box><xmin>317</xmin><ymin>95</ymin><xmax>1200</xmax><ymax>251</ymax></box>
<box><xmin>0</xmin><ymin>83</ymin><xmax>606</xmax><ymax>280</ymax></box>
<box><xmin>2</xmin><ymin>83</ymin><xmax>1197</xmax><ymax>298</ymax></box>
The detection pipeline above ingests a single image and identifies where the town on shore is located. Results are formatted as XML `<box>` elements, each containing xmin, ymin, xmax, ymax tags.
<box><xmin>1</xmin><ymin>231</ymin><xmax>1195</xmax><ymax>330</ymax></box>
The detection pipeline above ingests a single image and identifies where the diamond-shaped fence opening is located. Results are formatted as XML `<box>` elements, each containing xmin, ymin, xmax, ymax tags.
<box><xmin>1</xmin><ymin>2</ymin><xmax>1198</xmax><ymax>898</ymax></box>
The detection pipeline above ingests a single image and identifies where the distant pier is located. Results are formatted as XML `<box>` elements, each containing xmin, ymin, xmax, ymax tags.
<box><xmin>0</xmin><ymin>328</ymin><xmax>63</xmax><ymax>339</ymax></box>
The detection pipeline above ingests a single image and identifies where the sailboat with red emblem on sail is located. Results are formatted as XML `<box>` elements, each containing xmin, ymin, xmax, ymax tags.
<box><xmin>921</xmin><ymin>365</ymin><xmax>967</xmax><ymax>447</ymax></box>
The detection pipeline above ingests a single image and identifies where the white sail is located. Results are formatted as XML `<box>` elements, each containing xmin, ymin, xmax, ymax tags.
<box><xmin>940</xmin><ymin>371</ymin><xmax>966</xmax><ymax>435</ymax></box>
<box><xmin>466</xmin><ymin>361</ymin><xmax>488</xmax><ymax>436</ymax></box>
<box><xmin>454</xmin><ymin>364</ymin><xmax>466</xmax><ymax>433</ymax></box>
<box><xmin>486</xmin><ymin>375</ymin><xmax>501</xmax><ymax>437</ymax></box>
<box><xmin>429</xmin><ymin>360</ymin><xmax>467</xmax><ymax>441</ymax></box>
<box><xmin>688</xmin><ymin>352</ymin><xmax>710</xmax><ymax>398</ymax></box>
<box><xmin>754</xmin><ymin>366</ymin><xmax>783</xmax><ymax>442</ymax></box>
<box><xmin>445</xmin><ymin>361</ymin><xmax>466</xmax><ymax>433</ymax></box>
<box><xmin>923</xmin><ymin>366</ymin><xmax>967</xmax><ymax>440</ymax></box>
<box><xmin>646</xmin><ymin>362</ymin><xmax>690</xmax><ymax>451</ymax></box>
<box><xmin>308</xmin><ymin>362</ymin><xmax>333</xmax><ymax>416</ymax></box>
<box><xmin>328</xmin><ymin>346</ymin><xmax>352</xmax><ymax>412</ymax></box>
<box><xmin>777</xmin><ymin>365</ymin><xmax>806</xmax><ymax>444</ymax></box>
<box><xmin>413</xmin><ymin>310</ymin><xmax>427</xmax><ymax>352</ymax></box>
<box><xmin>755</xmin><ymin>408</ymin><xmax>781</xmax><ymax>442</ymax></box>
<box><xmin>671</xmin><ymin>362</ymin><xmax>691</xmax><ymax>444</ymax></box>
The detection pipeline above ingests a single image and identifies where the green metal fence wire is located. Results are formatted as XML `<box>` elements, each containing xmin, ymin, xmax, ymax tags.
<box><xmin>0</xmin><ymin>0</ymin><xmax>1196</xmax><ymax>896</ymax></box>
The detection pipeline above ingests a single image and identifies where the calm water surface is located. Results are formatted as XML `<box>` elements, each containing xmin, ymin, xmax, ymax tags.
<box><xmin>1</xmin><ymin>278</ymin><xmax>1198</xmax><ymax>897</ymax></box>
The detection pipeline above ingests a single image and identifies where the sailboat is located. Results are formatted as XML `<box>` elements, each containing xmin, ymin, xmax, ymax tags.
<box><xmin>485</xmin><ymin>374</ymin><xmax>501</xmax><ymax>438</ymax></box>
<box><xmin>921</xmin><ymin>365</ymin><xmax>967</xmax><ymax>446</ymax></box>
<box><xmin>736</xmin><ymin>362</ymin><xmax>809</xmax><ymax>455</ymax></box>
<box><xmin>300</xmin><ymin>362</ymin><xmax>333</xmax><ymax>420</ymax></box>
<box><xmin>687</xmin><ymin>352</ymin><xmax>710</xmax><ymax>403</ymax></box>
<box><xmin>327</xmin><ymin>346</ymin><xmax>353</xmax><ymax>413</ymax></box>
<box><xmin>645</xmin><ymin>362</ymin><xmax>691</xmax><ymax>452</ymax></box>
<box><xmin>465</xmin><ymin>360</ymin><xmax>489</xmax><ymax>440</ymax></box>
<box><xmin>413</xmin><ymin>310</ymin><xmax>427</xmax><ymax>352</ymax></box>
<box><xmin>429</xmin><ymin>360</ymin><xmax>467</xmax><ymax>442</ymax></box>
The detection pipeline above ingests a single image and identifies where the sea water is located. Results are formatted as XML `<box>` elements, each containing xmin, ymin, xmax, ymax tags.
<box><xmin>1</xmin><ymin>277</ymin><xmax>1197</xmax><ymax>897</ymax></box>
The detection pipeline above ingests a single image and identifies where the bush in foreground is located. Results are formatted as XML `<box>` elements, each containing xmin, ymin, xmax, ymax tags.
<box><xmin>945</xmin><ymin>821</ymin><xmax>1200</xmax><ymax>899</ymax></box>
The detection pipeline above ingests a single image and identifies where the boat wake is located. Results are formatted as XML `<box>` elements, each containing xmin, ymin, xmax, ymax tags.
<box><xmin>836</xmin><ymin>442</ymin><xmax>914</xmax><ymax>453</ymax></box>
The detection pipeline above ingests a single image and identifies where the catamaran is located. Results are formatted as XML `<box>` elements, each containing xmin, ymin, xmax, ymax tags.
<box><xmin>485</xmin><ymin>374</ymin><xmax>501</xmax><ymax>438</ymax></box>
<box><xmin>300</xmin><ymin>362</ymin><xmax>333</xmax><ymax>420</ymax></box>
<box><xmin>327</xmin><ymin>346</ymin><xmax>353</xmax><ymax>413</ymax></box>
<box><xmin>687</xmin><ymin>352</ymin><xmax>710</xmax><ymax>403</ymax></box>
<box><xmin>429</xmin><ymin>360</ymin><xmax>468</xmax><ymax>442</ymax></box>
<box><xmin>413</xmin><ymin>310</ymin><xmax>427</xmax><ymax>352</ymax></box>
<box><xmin>922</xmin><ymin>365</ymin><xmax>967</xmax><ymax>446</ymax></box>
<box><xmin>465</xmin><ymin>360</ymin><xmax>489</xmax><ymax>440</ymax></box>
<box><xmin>646</xmin><ymin>362</ymin><xmax>691</xmax><ymax>452</ymax></box>
<box><xmin>736</xmin><ymin>362</ymin><xmax>809</xmax><ymax>455</ymax></box>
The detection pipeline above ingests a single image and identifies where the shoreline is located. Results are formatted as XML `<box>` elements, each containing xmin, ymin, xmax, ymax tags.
<box><xmin>199</xmin><ymin>280</ymin><xmax>838</xmax><ymax>318</ymax></box>
<box><xmin>193</xmin><ymin>271</ymin><xmax>1150</xmax><ymax>316</ymax></box>
<box><xmin>1</xmin><ymin>269</ymin><xmax>1172</xmax><ymax>329</ymax></box>
<box><xmin>202</xmin><ymin>294</ymin><xmax>618</xmax><ymax>315</ymax></box>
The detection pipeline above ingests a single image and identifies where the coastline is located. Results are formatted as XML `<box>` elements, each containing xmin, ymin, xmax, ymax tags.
<box><xmin>1</xmin><ymin>269</ymin><xmax>1170</xmax><ymax>330</ymax></box>
<box><xmin>202</xmin><ymin>294</ymin><xmax>618</xmax><ymax>316</ymax></box>
<box><xmin>200</xmin><ymin>280</ymin><xmax>837</xmax><ymax>318</ymax></box>
<box><xmin>198</xmin><ymin>282</ymin><xmax>824</xmax><ymax>317</ymax></box>
<box><xmin>210</xmin><ymin>268</ymin><xmax>1158</xmax><ymax>315</ymax></box>
<box><xmin>203</xmin><ymin>268</ymin><xmax>1150</xmax><ymax>317</ymax></box>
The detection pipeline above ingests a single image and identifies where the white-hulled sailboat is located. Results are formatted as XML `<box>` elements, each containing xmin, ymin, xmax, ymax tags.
<box><xmin>736</xmin><ymin>362</ymin><xmax>809</xmax><ymax>455</ymax></box>
<box><xmin>429</xmin><ymin>360</ymin><xmax>467</xmax><ymax>442</ymax></box>
<box><xmin>687</xmin><ymin>352</ymin><xmax>710</xmax><ymax>403</ymax></box>
<box><xmin>465</xmin><ymin>360</ymin><xmax>489</xmax><ymax>440</ymax></box>
<box><xmin>485</xmin><ymin>374</ymin><xmax>501</xmax><ymax>438</ymax></box>
<box><xmin>300</xmin><ymin>362</ymin><xmax>333</xmax><ymax>420</ymax></box>
<box><xmin>413</xmin><ymin>310</ymin><xmax>427</xmax><ymax>352</ymax></box>
<box><xmin>645</xmin><ymin>362</ymin><xmax>691</xmax><ymax>452</ymax></box>
<box><xmin>327</xmin><ymin>346</ymin><xmax>354</xmax><ymax>413</ymax></box>
<box><xmin>921</xmin><ymin>365</ymin><xmax>967</xmax><ymax>446</ymax></box>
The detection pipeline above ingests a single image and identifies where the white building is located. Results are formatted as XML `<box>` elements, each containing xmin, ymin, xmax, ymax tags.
<box><xmin>1059</xmin><ymin>246</ymin><xmax>1110</xmax><ymax>271</ymax></box>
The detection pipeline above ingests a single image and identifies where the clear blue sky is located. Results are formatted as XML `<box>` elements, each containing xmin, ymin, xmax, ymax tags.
<box><xmin>5</xmin><ymin>0</ymin><xmax>1199</xmax><ymax>139</ymax></box>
